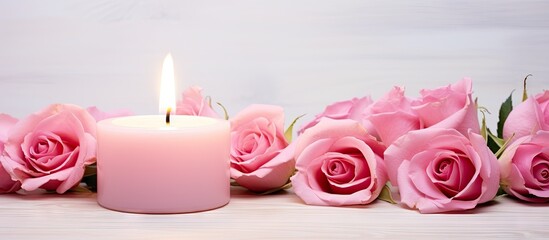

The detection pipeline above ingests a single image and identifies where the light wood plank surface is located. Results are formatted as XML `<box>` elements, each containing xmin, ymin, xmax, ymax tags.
<box><xmin>1</xmin><ymin>187</ymin><xmax>548</xmax><ymax>239</ymax></box>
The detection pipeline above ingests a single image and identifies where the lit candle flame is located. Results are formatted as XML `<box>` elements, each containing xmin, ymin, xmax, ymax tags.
<box><xmin>159</xmin><ymin>53</ymin><xmax>176</xmax><ymax>123</ymax></box>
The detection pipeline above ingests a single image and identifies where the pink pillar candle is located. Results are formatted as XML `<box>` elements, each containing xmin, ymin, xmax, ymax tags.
<box><xmin>96</xmin><ymin>115</ymin><xmax>230</xmax><ymax>213</ymax></box>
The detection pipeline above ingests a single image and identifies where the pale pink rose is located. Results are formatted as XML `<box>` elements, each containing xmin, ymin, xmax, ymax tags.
<box><xmin>0</xmin><ymin>104</ymin><xmax>97</xmax><ymax>194</ymax></box>
<box><xmin>385</xmin><ymin>128</ymin><xmax>500</xmax><ymax>213</ymax></box>
<box><xmin>412</xmin><ymin>78</ymin><xmax>480</xmax><ymax>135</ymax></box>
<box><xmin>230</xmin><ymin>104</ymin><xmax>294</xmax><ymax>192</ymax></box>
<box><xmin>503</xmin><ymin>91</ymin><xmax>549</xmax><ymax>141</ymax></box>
<box><xmin>499</xmin><ymin>130</ymin><xmax>549</xmax><ymax>202</ymax></box>
<box><xmin>368</xmin><ymin>86</ymin><xmax>420</xmax><ymax>146</ymax></box>
<box><xmin>0</xmin><ymin>114</ymin><xmax>21</xmax><ymax>193</ymax></box>
<box><xmin>291</xmin><ymin>119</ymin><xmax>386</xmax><ymax>206</ymax></box>
<box><xmin>176</xmin><ymin>86</ymin><xmax>220</xmax><ymax>118</ymax></box>
<box><xmin>86</xmin><ymin>106</ymin><xmax>133</xmax><ymax>122</ymax></box>
<box><xmin>298</xmin><ymin>96</ymin><xmax>374</xmax><ymax>135</ymax></box>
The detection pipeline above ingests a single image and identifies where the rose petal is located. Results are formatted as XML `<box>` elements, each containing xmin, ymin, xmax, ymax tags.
<box><xmin>503</xmin><ymin>92</ymin><xmax>549</xmax><ymax>141</ymax></box>
<box><xmin>20</xmin><ymin>167</ymin><xmax>73</xmax><ymax>191</ymax></box>
<box><xmin>0</xmin><ymin>161</ymin><xmax>21</xmax><ymax>193</ymax></box>
<box><xmin>0</xmin><ymin>113</ymin><xmax>17</xmax><ymax>145</ymax></box>
<box><xmin>467</xmin><ymin>130</ymin><xmax>500</xmax><ymax>203</ymax></box>
<box><xmin>292</xmin><ymin>118</ymin><xmax>385</xmax><ymax>206</ymax></box>
<box><xmin>407</xmin><ymin>149</ymin><xmax>449</xmax><ymax>200</ymax></box>
<box><xmin>513</xmin><ymin>144</ymin><xmax>544</xmax><ymax>188</ymax></box>
<box><xmin>385</xmin><ymin>128</ymin><xmax>469</xmax><ymax>187</ymax></box>
<box><xmin>231</xmin><ymin>105</ymin><xmax>285</xmax><ymax>132</ymax></box>
<box><xmin>428</xmin><ymin>93</ymin><xmax>480</xmax><ymax>135</ymax></box>
<box><xmin>369</xmin><ymin>110</ymin><xmax>420</xmax><ymax>146</ymax></box>
<box><xmin>298</xmin><ymin>96</ymin><xmax>373</xmax><ymax>135</ymax></box>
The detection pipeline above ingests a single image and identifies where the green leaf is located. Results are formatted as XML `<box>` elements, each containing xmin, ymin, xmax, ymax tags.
<box><xmin>523</xmin><ymin>74</ymin><xmax>532</xmax><ymax>102</ymax></box>
<box><xmin>378</xmin><ymin>184</ymin><xmax>396</xmax><ymax>204</ymax></box>
<box><xmin>487</xmin><ymin>129</ymin><xmax>505</xmax><ymax>147</ymax></box>
<box><xmin>486</xmin><ymin>129</ymin><xmax>502</xmax><ymax>154</ymax></box>
<box><xmin>216</xmin><ymin>102</ymin><xmax>230</xmax><ymax>120</ymax></box>
<box><xmin>477</xmin><ymin>103</ymin><xmax>490</xmax><ymax>141</ymax></box>
<box><xmin>206</xmin><ymin>96</ymin><xmax>213</xmax><ymax>107</ymax></box>
<box><xmin>496</xmin><ymin>187</ymin><xmax>507</xmax><ymax>197</ymax></box>
<box><xmin>497</xmin><ymin>92</ymin><xmax>514</xmax><ymax>138</ymax></box>
<box><xmin>494</xmin><ymin>133</ymin><xmax>515</xmax><ymax>158</ymax></box>
<box><xmin>284</xmin><ymin>114</ymin><xmax>305</xmax><ymax>143</ymax></box>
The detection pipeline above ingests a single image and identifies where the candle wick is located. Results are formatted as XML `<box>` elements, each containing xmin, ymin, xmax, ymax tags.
<box><xmin>166</xmin><ymin>107</ymin><xmax>171</xmax><ymax>125</ymax></box>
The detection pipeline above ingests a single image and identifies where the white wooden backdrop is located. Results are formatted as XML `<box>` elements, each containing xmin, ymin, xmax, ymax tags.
<box><xmin>1</xmin><ymin>0</ymin><xmax>548</xmax><ymax>129</ymax></box>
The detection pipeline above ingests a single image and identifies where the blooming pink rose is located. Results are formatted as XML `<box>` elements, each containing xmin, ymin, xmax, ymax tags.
<box><xmin>230</xmin><ymin>104</ymin><xmax>294</xmax><ymax>192</ymax></box>
<box><xmin>368</xmin><ymin>86</ymin><xmax>420</xmax><ymax>146</ymax></box>
<box><xmin>499</xmin><ymin>130</ymin><xmax>549</xmax><ymax>202</ymax></box>
<box><xmin>176</xmin><ymin>86</ymin><xmax>220</xmax><ymax>118</ymax></box>
<box><xmin>503</xmin><ymin>91</ymin><xmax>549</xmax><ymax>141</ymax></box>
<box><xmin>298</xmin><ymin>96</ymin><xmax>374</xmax><ymax>135</ymax></box>
<box><xmin>86</xmin><ymin>106</ymin><xmax>132</xmax><ymax>122</ymax></box>
<box><xmin>412</xmin><ymin>78</ymin><xmax>480</xmax><ymax>135</ymax></box>
<box><xmin>291</xmin><ymin>119</ymin><xmax>387</xmax><ymax>206</ymax></box>
<box><xmin>0</xmin><ymin>114</ymin><xmax>21</xmax><ymax>193</ymax></box>
<box><xmin>385</xmin><ymin>128</ymin><xmax>500</xmax><ymax>213</ymax></box>
<box><xmin>0</xmin><ymin>104</ymin><xmax>97</xmax><ymax>193</ymax></box>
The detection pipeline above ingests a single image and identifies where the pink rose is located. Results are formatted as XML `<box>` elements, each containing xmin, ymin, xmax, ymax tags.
<box><xmin>230</xmin><ymin>104</ymin><xmax>294</xmax><ymax>192</ymax></box>
<box><xmin>0</xmin><ymin>104</ymin><xmax>97</xmax><ymax>193</ymax></box>
<box><xmin>0</xmin><ymin>114</ymin><xmax>21</xmax><ymax>193</ymax></box>
<box><xmin>176</xmin><ymin>86</ymin><xmax>220</xmax><ymax>118</ymax></box>
<box><xmin>368</xmin><ymin>86</ymin><xmax>420</xmax><ymax>146</ymax></box>
<box><xmin>291</xmin><ymin>119</ymin><xmax>387</xmax><ymax>206</ymax></box>
<box><xmin>412</xmin><ymin>77</ymin><xmax>480</xmax><ymax>135</ymax></box>
<box><xmin>298</xmin><ymin>96</ymin><xmax>374</xmax><ymax>135</ymax></box>
<box><xmin>499</xmin><ymin>130</ymin><xmax>549</xmax><ymax>202</ymax></box>
<box><xmin>503</xmin><ymin>91</ymin><xmax>549</xmax><ymax>141</ymax></box>
<box><xmin>385</xmin><ymin>128</ymin><xmax>500</xmax><ymax>213</ymax></box>
<box><xmin>86</xmin><ymin>106</ymin><xmax>133</xmax><ymax>122</ymax></box>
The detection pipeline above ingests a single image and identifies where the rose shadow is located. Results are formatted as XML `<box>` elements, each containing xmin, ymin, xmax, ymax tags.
<box><xmin>2</xmin><ymin>191</ymin><xmax>95</xmax><ymax>201</ymax></box>
<box><xmin>229</xmin><ymin>185</ymin><xmax>291</xmax><ymax>199</ymax></box>
<box><xmin>503</xmin><ymin>194</ymin><xmax>549</xmax><ymax>207</ymax></box>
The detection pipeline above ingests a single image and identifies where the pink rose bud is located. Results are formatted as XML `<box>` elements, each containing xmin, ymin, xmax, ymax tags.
<box><xmin>0</xmin><ymin>113</ymin><xmax>21</xmax><ymax>193</ymax></box>
<box><xmin>298</xmin><ymin>96</ymin><xmax>374</xmax><ymax>135</ymax></box>
<box><xmin>503</xmin><ymin>90</ymin><xmax>549</xmax><ymax>141</ymax></box>
<box><xmin>368</xmin><ymin>86</ymin><xmax>420</xmax><ymax>146</ymax></box>
<box><xmin>86</xmin><ymin>106</ymin><xmax>133</xmax><ymax>122</ymax></box>
<box><xmin>291</xmin><ymin>118</ymin><xmax>387</xmax><ymax>206</ymax></box>
<box><xmin>385</xmin><ymin>128</ymin><xmax>500</xmax><ymax>213</ymax></box>
<box><xmin>176</xmin><ymin>86</ymin><xmax>220</xmax><ymax>118</ymax></box>
<box><xmin>230</xmin><ymin>104</ymin><xmax>295</xmax><ymax>192</ymax></box>
<box><xmin>411</xmin><ymin>77</ymin><xmax>480</xmax><ymax>135</ymax></box>
<box><xmin>0</xmin><ymin>104</ymin><xmax>97</xmax><ymax>194</ymax></box>
<box><xmin>499</xmin><ymin>130</ymin><xmax>549</xmax><ymax>202</ymax></box>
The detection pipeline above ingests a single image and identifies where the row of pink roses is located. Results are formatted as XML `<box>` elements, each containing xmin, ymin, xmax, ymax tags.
<box><xmin>1</xmin><ymin>79</ymin><xmax>547</xmax><ymax>214</ymax></box>
<box><xmin>218</xmin><ymin>78</ymin><xmax>548</xmax><ymax>213</ymax></box>
<box><xmin>178</xmin><ymin>80</ymin><xmax>548</xmax><ymax>213</ymax></box>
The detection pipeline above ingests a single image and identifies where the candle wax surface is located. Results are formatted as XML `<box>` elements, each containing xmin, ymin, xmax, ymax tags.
<box><xmin>96</xmin><ymin>115</ymin><xmax>230</xmax><ymax>214</ymax></box>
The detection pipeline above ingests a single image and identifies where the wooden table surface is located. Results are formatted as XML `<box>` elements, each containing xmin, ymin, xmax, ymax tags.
<box><xmin>1</xmin><ymin>187</ymin><xmax>547</xmax><ymax>239</ymax></box>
